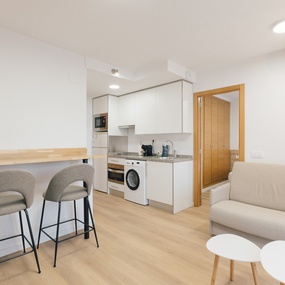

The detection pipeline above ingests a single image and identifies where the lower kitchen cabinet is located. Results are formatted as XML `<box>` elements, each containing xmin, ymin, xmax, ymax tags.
<box><xmin>146</xmin><ymin>161</ymin><xmax>173</xmax><ymax>205</ymax></box>
<box><xmin>146</xmin><ymin>160</ymin><xmax>193</xmax><ymax>214</ymax></box>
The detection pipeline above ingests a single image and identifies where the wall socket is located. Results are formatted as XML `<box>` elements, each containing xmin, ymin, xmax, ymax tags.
<box><xmin>250</xmin><ymin>151</ymin><xmax>264</xmax><ymax>158</ymax></box>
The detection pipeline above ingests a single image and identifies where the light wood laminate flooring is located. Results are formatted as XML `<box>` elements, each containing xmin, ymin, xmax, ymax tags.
<box><xmin>0</xmin><ymin>191</ymin><xmax>275</xmax><ymax>284</ymax></box>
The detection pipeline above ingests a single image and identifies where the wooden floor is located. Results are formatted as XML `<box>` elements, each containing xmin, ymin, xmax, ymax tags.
<box><xmin>0</xmin><ymin>191</ymin><xmax>276</xmax><ymax>284</ymax></box>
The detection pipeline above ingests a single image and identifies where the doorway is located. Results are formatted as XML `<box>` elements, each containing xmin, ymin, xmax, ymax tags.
<box><xmin>193</xmin><ymin>84</ymin><xmax>245</xmax><ymax>207</ymax></box>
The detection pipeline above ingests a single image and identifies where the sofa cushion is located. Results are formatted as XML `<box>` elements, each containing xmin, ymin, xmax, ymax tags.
<box><xmin>210</xmin><ymin>200</ymin><xmax>285</xmax><ymax>241</ymax></box>
<box><xmin>230</xmin><ymin>162</ymin><xmax>285</xmax><ymax>211</ymax></box>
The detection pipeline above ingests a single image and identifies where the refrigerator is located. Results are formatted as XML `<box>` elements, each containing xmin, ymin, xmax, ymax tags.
<box><xmin>92</xmin><ymin>132</ymin><xmax>108</xmax><ymax>193</ymax></box>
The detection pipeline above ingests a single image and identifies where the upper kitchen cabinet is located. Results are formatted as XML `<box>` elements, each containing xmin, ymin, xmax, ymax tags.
<box><xmin>135</xmin><ymin>89</ymin><xmax>156</xmax><ymax>134</ymax></box>
<box><xmin>92</xmin><ymin>95</ymin><xmax>108</xmax><ymax>115</ymax></box>
<box><xmin>134</xmin><ymin>80</ymin><xmax>193</xmax><ymax>135</ymax></box>
<box><xmin>155</xmin><ymin>81</ymin><xmax>182</xmax><ymax>134</ymax></box>
<box><xmin>108</xmin><ymin>95</ymin><xmax>127</xmax><ymax>136</ymax></box>
<box><xmin>93</xmin><ymin>95</ymin><xmax>127</xmax><ymax>136</ymax></box>
<box><xmin>118</xmin><ymin>94</ymin><xmax>135</xmax><ymax>127</ymax></box>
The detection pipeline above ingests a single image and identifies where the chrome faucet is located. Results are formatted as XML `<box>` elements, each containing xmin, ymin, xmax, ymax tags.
<box><xmin>165</xmin><ymin>140</ymin><xmax>174</xmax><ymax>156</ymax></box>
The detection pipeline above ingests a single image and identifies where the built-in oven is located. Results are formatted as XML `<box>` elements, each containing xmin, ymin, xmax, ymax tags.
<box><xmin>108</xmin><ymin>163</ymin><xmax>124</xmax><ymax>185</ymax></box>
<box><xmin>108</xmin><ymin>157</ymin><xmax>125</xmax><ymax>193</ymax></box>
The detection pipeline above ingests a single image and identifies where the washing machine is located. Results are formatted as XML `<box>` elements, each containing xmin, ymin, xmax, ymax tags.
<box><xmin>124</xmin><ymin>160</ymin><xmax>148</xmax><ymax>205</ymax></box>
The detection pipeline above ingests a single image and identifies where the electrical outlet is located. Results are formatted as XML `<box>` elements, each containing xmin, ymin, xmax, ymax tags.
<box><xmin>250</xmin><ymin>151</ymin><xmax>264</xmax><ymax>158</ymax></box>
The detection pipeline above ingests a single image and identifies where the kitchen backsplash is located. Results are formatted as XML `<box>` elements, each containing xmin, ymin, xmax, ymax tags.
<box><xmin>109</xmin><ymin>128</ymin><xmax>193</xmax><ymax>155</ymax></box>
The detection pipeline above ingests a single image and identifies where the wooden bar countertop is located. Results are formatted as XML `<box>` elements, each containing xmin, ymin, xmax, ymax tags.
<box><xmin>0</xmin><ymin>148</ymin><xmax>95</xmax><ymax>166</ymax></box>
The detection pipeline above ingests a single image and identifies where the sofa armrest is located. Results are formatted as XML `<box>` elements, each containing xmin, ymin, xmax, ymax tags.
<box><xmin>210</xmin><ymin>182</ymin><xmax>230</xmax><ymax>206</ymax></box>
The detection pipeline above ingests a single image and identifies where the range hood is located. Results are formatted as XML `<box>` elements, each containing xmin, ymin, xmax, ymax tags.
<box><xmin>118</xmin><ymin>125</ymin><xmax>135</xmax><ymax>129</ymax></box>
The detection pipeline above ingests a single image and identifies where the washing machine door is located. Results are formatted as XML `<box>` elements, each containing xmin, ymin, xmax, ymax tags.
<box><xmin>126</xmin><ymin>169</ymin><xmax>140</xmax><ymax>190</ymax></box>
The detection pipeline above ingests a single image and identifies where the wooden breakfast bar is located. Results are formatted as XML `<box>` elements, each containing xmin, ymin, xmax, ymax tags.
<box><xmin>0</xmin><ymin>148</ymin><xmax>92</xmax><ymax>166</ymax></box>
<box><xmin>0</xmin><ymin>148</ymin><xmax>94</xmax><ymax>257</ymax></box>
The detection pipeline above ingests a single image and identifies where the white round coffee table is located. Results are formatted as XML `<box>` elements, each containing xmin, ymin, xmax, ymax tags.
<box><xmin>260</xmin><ymin>240</ymin><xmax>285</xmax><ymax>285</ymax></box>
<box><xmin>206</xmin><ymin>234</ymin><xmax>261</xmax><ymax>285</ymax></box>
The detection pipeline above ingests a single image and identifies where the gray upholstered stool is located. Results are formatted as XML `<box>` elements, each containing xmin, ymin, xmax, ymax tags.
<box><xmin>0</xmin><ymin>169</ymin><xmax>41</xmax><ymax>273</ymax></box>
<box><xmin>37</xmin><ymin>163</ymin><xmax>99</xmax><ymax>267</ymax></box>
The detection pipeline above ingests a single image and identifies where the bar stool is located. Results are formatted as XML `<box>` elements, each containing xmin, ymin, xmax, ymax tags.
<box><xmin>37</xmin><ymin>163</ymin><xmax>99</xmax><ymax>267</ymax></box>
<box><xmin>0</xmin><ymin>169</ymin><xmax>41</xmax><ymax>273</ymax></box>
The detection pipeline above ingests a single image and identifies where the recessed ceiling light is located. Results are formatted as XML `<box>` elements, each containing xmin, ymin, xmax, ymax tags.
<box><xmin>273</xmin><ymin>20</ymin><xmax>285</xmax><ymax>33</ymax></box>
<box><xmin>109</xmin><ymin>84</ymin><xmax>120</xmax><ymax>89</ymax></box>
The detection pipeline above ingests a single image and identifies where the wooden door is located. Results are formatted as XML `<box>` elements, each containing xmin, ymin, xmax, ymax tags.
<box><xmin>203</xmin><ymin>96</ymin><xmax>230</xmax><ymax>188</ymax></box>
<box><xmin>203</xmin><ymin>97</ymin><xmax>212</xmax><ymax>186</ymax></box>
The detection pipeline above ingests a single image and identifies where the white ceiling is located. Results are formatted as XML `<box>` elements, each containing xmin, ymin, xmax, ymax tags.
<box><xmin>1</xmin><ymin>0</ymin><xmax>285</xmax><ymax>97</ymax></box>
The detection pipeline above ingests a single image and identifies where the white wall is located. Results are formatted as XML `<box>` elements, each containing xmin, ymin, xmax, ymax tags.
<box><xmin>0</xmin><ymin>28</ymin><xmax>89</xmax><ymax>256</ymax></box>
<box><xmin>0</xmin><ymin>28</ymin><xmax>87</xmax><ymax>149</ymax></box>
<box><xmin>194</xmin><ymin>48</ymin><xmax>285</xmax><ymax>163</ymax></box>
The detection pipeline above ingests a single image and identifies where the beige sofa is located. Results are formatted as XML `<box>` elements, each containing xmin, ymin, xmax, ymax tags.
<box><xmin>210</xmin><ymin>161</ymin><xmax>285</xmax><ymax>247</ymax></box>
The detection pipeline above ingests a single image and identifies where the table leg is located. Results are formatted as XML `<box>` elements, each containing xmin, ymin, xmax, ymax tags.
<box><xmin>210</xmin><ymin>255</ymin><xmax>220</xmax><ymax>285</ymax></box>
<box><xmin>230</xmin><ymin>259</ymin><xmax>234</xmax><ymax>281</ymax></box>
<box><xmin>250</xmin><ymin>262</ymin><xmax>259</xmax><ymax>285</ymax></box>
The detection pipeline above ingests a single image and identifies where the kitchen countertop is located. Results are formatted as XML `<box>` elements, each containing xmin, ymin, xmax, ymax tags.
<box><xmin>108</xmin><ymin>152</ymin><xmax>193</xmax><ymax>163</ymax></box>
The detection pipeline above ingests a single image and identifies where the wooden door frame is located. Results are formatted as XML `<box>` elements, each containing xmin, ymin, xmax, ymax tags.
<box><xmin>193</xmin><ymin>84</ymin><xmax>245</xmax><ymax>207</ymax></box>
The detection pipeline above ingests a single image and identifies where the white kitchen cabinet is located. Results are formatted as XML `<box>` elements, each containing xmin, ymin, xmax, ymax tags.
<box><xmin>173</xmin><ymin>161</ymin><xmax>193</xmax><ymax>214</ymax></box>
<box><xmin>135</xmin><ymin>89</ymin><xmax>156</xmax><ymax>134</ymax></box>
<box><xmin>134</xmin><ymin>81</ymin><xmax>193</xmax><ymax>135</ymax></box>
<box><xmin>118</xmin><ymin>94</ymin><xmax>135</xmax><ymax>126</ymax></box>
<box><xmin>146</xmin><ymin>160</ymin><xmax>193</xmax><ymax>213</ymax></box>
<box><xmin>155</xmin><ymin>81</ymin><xmax>182</xmax><ymax>134</ymax></box>
<box><xmin>93</xmin><ymin>96</ymin><xmax>108</xmax><ymax>115</ymax></box>
<box><xmin>108</xmin><ymin>95</ymin><xmax>127</xmax><ymax>136</ymax></box>
<box><xmin>146</xmin><ymin>161</ymin><xmax>173</xmax><ymax>205</ymax></box>
<box><xmin>93</xmin><ymin>95</ymin><xmax>127</xmax><ymax>136</ymax></box>
<box><xmin>182</xmin><ymin>81</ymin><xmax>193</xmax><ymax>133</ymax></box>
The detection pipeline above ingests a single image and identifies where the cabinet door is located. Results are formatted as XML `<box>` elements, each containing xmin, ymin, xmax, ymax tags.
<box><xmin>93</xmin><ymin>148</ymin><xmax>108</xmax><ymax>193</ymax></box>
<box><xmin>135</xmin><ymin>89</ymin><xmax>156</xmax><ymax>134</ymax></box>
<box><xmin>146</xmin><ymin>161</ymin><xmax>172</xmax><ymax>205</ymax></box>
<box><xmin>93</xmin><ymin>96</ymin><xmax>108</xmax><ymax>115</ymax></box>
<box><xmin>182</xmin><ymin>81</ymin><xmax>193</xmax><ymax>133</ymax></box>
<box><xmin>173</xmin><ymin>161</ymin><xmax>193</xmax><ymax>214</ymax></box>
<box><xmin>155</xmin><ymin>82</ymin><xmax>182</xmax><ymax>134</ymax></box>
<box><xmin>108</xmin><ymin>95</ymin><xmax>127</xmax><ymax>136</ymax></box>
<box><xmin>118</xmin><ymin>94</ymin><xmax>135</xmax><ymax>126</ymax></box>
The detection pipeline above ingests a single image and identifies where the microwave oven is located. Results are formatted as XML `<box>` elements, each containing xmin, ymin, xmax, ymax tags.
<box><xmin>93</xmin><ymin>113</ymin><xmax>108</xmax><ymax>132</ymax></box>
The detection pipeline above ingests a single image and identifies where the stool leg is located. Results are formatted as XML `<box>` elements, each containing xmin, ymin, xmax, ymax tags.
<box><xmin>210</xmin><ymin>255</ymin><xmax>220</xmax><ymax>285</ymax></box>
<box><xmin>74</xmin><ymin>200</ymin><xmax>78</xmax><ymax>235</ymax></box>
<box><xmin>230</xmin><ymin>259</ymin><xmax>234</xmax><ymax>281</ymax></box>
<box><xmin>24</xmin><ymin>209</ymin><xmax>41</xmax><ymax>273</ymax></box>
<box><xmin>87</xmin><ymin>198</ymin><xmax>99</xmax><ymax>247</ymax></box>
<box><xmin>53</xmin><ymin>201</ymin><xmax>61</xmax><ymax>268</ymax></box>
<box><xmin>250</xmin><ymin>262</ymin><xmax>259</xmax><ymax>285</ymax></box>
<box><xmin>37</xmin><ymin>200</ymin><xmax>46</xmax><ymax>248</ymax></box>
<box><xmin>19</xmin><ymin>211</ymin><xmax>26</xmax><ymax>253</ymax></box>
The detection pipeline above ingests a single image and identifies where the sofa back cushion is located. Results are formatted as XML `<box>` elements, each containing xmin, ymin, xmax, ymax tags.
<box><xmin>230</xmin><ymin>162</ymin><xmax>285</xmax><ymax>211</ymax></box>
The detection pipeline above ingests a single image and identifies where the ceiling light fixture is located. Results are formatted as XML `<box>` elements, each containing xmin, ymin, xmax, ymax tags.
<box><xmin>273</xmin><ymin>20</ymin><xmax>285</xmax><ymax>33</ymax></box>
<box><xmin>111</xmin><ymin>68</ymin><xmax>119</xmax><ymax>76</ymax></box>
<box><xmin>109</xmin><ymin>84</ymin><xmax>120</xmax><ymax>89</ymax></box>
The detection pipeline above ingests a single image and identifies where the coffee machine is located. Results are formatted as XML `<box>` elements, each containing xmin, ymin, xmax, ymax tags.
<box><xmin>141</xmin><ymin>145</ymin><xmax>153</xmax><ymax>156</ymax></box>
